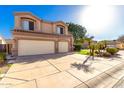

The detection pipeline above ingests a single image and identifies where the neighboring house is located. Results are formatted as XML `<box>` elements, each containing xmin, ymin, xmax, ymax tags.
<box><xmin>116</xmin><ymin>42</ymin><xmax>124</xmax><ymax>49</ymax></box>
<box><xmin>106</xmin><ymin>40</ymin><xmax>124</xmax><ymax>49</ymax></box>
<box><xmin>0</xmin><ymin>36</ymin><xmax>13</xmax><ymax>54</ymax></box>
<box><xmin>5</xmin><ymin>39</ymin><xmax>13</xmax><ymax>54</ymax></box>
<box><xmin>106</xmin><ymin>40</ymin><xmax>117</xmax><ymax>48</ymax></box>
<box><xmin>0</xmin><ymin>36</ymin><xmax>6</xmax><ymax>53</ymax></box>
<box><xmin>12</xmin><ymin>12</ymin><xmax>73</xmax><ymax>56</ymax></box>
<box><xmin>5</xmin><ymin>39</ymin><xmax>13</xmax><ymax>44</ymax></box>
<box><xmin>0</xmin><ymin>35</ymin><xmax>6</xmax><ymax>44</ymax></box>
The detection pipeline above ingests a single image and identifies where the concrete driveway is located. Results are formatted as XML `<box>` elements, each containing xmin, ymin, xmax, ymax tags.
<box><xmin>1</xmin><ymin>52</ymin><xmax>124</xmax><ymax>88</ymax></box>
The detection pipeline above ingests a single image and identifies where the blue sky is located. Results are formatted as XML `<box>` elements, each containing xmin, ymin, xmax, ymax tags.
<box><xmin>0</xmin><ymin>5</ymin><xmax>124</xmax><ymax>41</ymax></box>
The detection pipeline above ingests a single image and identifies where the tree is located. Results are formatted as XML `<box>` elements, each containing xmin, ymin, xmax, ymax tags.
<box><xmin>67</xmin><ymin>22</ymin><xmax>87</xmax><ymax>44</ymax></box>
<box><xmin>89</xmin><ymin>44</ymin><xmax>96</xmax><ymax>60</ymax></box>
<box><xmin>117</xmin><ymin>35</ymin><xmax>124</xmax><ymax>43</ymax></box>
<box><xmin>84</xmin><ymin>36</ymin><xmax>94</xmax><ymax>54</ymax></box>
<box><xmin>85</xmin><ymin>36</ymin><xmax>94</xmax><ymax>46</ymax></box>
<box><xmin>103</xmin><ymin>40</ymin><xmax>107</xmax><ymax>49</ymax></box>
<box><xmin>99</xmin><ymin>40</ymin><xmax>107</xmax><ymax>51</ymax></box>
<box><xmin>96</xmin><ymin>42</ymin><xmax>104</xmax><ymax>56</ymax></box>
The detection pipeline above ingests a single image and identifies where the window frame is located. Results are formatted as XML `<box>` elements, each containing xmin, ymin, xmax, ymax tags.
<box><xmin>21</xmin><ymin>18</ymin><xmax>35</xmax><ymax>31</ymax></box>
<box><xmin>56</xmin><ymin>26</ymin><xmax>65</xmax><ymax>35</ymax></box>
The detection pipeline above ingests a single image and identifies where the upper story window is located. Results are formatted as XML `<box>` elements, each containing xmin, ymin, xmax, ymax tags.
<box><xmin>22</xmin><ymin>20</ymin><xmax>34</xmax><ymax>31</ymax></box>
<box><xmin>56</xmin><ymin>26</ymin><xmax>64</xmax><ymax>35</ymax></box>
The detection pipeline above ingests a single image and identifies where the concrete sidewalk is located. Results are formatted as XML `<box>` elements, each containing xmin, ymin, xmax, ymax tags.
<box><xmin>0</xmin><ymin>52</ymin><xmax>124</xmax><ymax>88</ymax></box>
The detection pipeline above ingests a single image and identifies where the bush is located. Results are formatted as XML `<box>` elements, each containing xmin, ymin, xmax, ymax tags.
<box><xmin>106</xmin><ymin>48</ymin><xmax>119</xmax><ymax>55</ymax></box>
<box><xmin>79</xmin><ymin>49</ymin><xmax>90</xmax><ymax>55</ymax></box>
<box><xmin>0</xmin><ymin>52</ymin><xmax>6</xmax><ymax>64</ymax></box>
<box><xmin>73</xmin><ymin>44</ymin><xmax>82</xmax><ymax>51</ymax></box>
<box><xmin>95</xmin><ymin>50</ymin><xmax>99</xmax><ymax>55</ymax></box>
<box><xmin>0</xmin><ymin>52</ymin><xmax>6</xmax><ymax>60</ymax></box>
<box><xmin>102</xmin><ymin>52</ymin><xmax>111</xmax><ymax>57</ymax></box>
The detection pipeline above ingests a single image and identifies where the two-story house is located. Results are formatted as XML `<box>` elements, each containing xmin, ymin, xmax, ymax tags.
<box><xmin>12</xmin><ymin>12</ymin><xmax>73</xmax><ymax>56</ymax></box>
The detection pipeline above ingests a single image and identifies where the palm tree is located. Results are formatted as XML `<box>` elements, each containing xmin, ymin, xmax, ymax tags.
<box><xmin>96</xmin><ymin>42</ymin><xmax>104</xmax><ymax>56</ymax></box>
<box><xmin>89</xmin><ymin>44</ymin><xmax>96</xmax><ymax>60</ymax></box>
<box><xmin>84</xmin><ymin>36</ymin><xmax>94</xmax><ymax>54</ymax></box>
<box><xmin>99</xmin><ymin>40</ymin><xmax>108</xmax><ymax>52</ymax></box>
<box><xmin>104</xmin><ymin>40</ymin><xmax>107</xmax><ymax>49</ymax></box>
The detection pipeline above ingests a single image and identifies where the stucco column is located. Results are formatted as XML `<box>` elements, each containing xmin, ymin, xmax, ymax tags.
<box><xmin>65</xmin><ymin>26</ymin><xmax>68</xmax><ymax>35</ymax></box>
<box><xmin>55</xmin><ymin>40</ymin><xmax>58</xmax><ymax>53</ymax></box>
<box><xmin>12</xmin><ymin>39</ymin><xmax>18</xmax><ymax>56</ymax></box>
<box><xmin>36</xmin><ymin>20</ymin><xmax>41</xmax><ymax>31</ymax></box>
<box><xmin>71</xmin><ymin>36</ymin><xmax>74</xmax><ymax>51</ymax></box>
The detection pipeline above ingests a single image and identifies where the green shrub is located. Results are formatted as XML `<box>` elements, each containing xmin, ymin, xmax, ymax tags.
<box><xmin>79</xmin><ymin>49</ymin><xmax>90</xmax><ymax>55</ymax></box>
<box><xmin>106</xmin><ymin>48</ymin><xmax>119</xmax><ymax>55</ymax></box>
<box><xmin>95</xmin><ymin>51</ymin><xmax>99</xmax><ymax>54</ymax></box>
<box><xmin>0</xmin><ymin>52</ymin><xmax>6</xmax><ymax>60</ymax></box>
<box><xmin>0</xmin><ymin>52</ymin><xmax>6</xmax><ymax>64</ymax></box>
<box><xmin>73</xmin><ymin>44</ymin><xmax>82</xmax><ymax>51</ymax></box>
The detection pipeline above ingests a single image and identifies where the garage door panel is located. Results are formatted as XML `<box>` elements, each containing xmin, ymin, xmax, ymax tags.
<box><xmin>58</xmin><ymin>42</ymin><xmax>68</xmax><ymax>53</ymax></box>
<box><xmin>18</xmin><ymin>40</ymin><xmax>55</xmax><ymax>56</ymax></box>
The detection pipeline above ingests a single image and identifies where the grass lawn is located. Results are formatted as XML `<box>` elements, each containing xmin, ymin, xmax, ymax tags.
<box><xmin>77</xmin><ymin>49</ymin><xmax>97</xmax><ymax>56</ymax></box>
<box><xmin>78</xmin><ymin>49</ymin><xmax>90</xmax><ymax>55</ymax></box>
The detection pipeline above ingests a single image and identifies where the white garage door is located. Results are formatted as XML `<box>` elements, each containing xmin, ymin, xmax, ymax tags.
<box><xmin>58</xmin><ymin>41</ymin><xmax>68</xmax><ymax>53</ymax></box>
<box><xmin>18</xmin><ymin>40</ymin><xmax>55</xmax><ymax>56</ymax></box>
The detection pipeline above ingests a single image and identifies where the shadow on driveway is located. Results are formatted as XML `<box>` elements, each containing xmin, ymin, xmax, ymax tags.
<box><xmin>71</xmin><ymin>56</ymin><xmax>95</xmax><ymax>73</ymax></box>
<box><xmin>71</xmin><ymin>63</ymin><xmax>92</xmax><ymax>72</ymax></box>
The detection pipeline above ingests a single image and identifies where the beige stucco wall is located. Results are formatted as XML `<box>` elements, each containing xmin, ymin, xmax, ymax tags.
<box><xmin>15</xmin><ymin>16</ymin><xmax>21</xmax><ymax>29</ymax></box>
<box><xmin>116</xmin><ymin>43</ymin><xmax>124</xmax><ymax>49</ymax></box>
<box><xmin>14</xmin><ymin>12</ymin><xmax>69</xmax><ymax>35</ymax></box>
<box><xmin>12</xmin><ymin>30</ymin><xmax>73</xmax><ymax>56</ymax></box>
<box><xmin>14</xmin><ymin>13</ymin><xmax>41</xmax><ymax>31</ymax></box>
<box><xmin>41</xmin><ymin>22</ymin><xmax>53</xmax><ymax>33</ymax></box>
